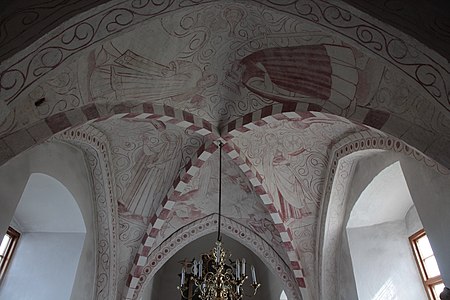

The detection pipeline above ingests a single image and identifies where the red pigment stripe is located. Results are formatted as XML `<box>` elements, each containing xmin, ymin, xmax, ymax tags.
<box><xmin>149</xmin><ymin>215</ymin><xmax>158</xmax><ymax>225</ymax></box>
<box><xmin>163</xmin><ymin>105</ymin><xmax>175</xmax><ymax>117</ymax></box>
<box><xmin>183</xmin><ymin>111</ymin><xmax>194</xmax><ymax>123</ymax></box>
<box><xmin>112</xmin><ymin>104</ymin><xmax>131</xmax><ymax>113</ymax></box>
<box><xmin>297</xmin><ymin>278</ymin><xmax>306</xmax><ymax>288</ymax></box>
<box><xmin>243</xmin><ymin>113</ymin><xmax>253</xmax><ymax>125</ymax></box>
<box><xmin>290</xmin><ymin>261</ymin><xmax>301</xmax><ymax>270</ymax></box>
<box><xmin>159</xmin><ymin>208</ymin><xmax>170</xmax><ymax>220</ymax></box>
<box><xmin>227</xmin><ymin>120</ymin><xmax>236</xmax><ymax>132</ymax></box>
<box><xmin>141</xmin><ymin>246</ymin><xmax>151</xmax><ymax>257</ymax></box>
<box><xmin>46</xmin><ymin>112</ymin><xmax>72</xmax><ymax>133</ymax></box>
<box><xmin>261</xmin><ymin>105</ymin><xmax>273</xmax><ymax>118</ymax></box>
<box><xmin>363</xmin><ymin>109</ymin><xmax>390</xmax><ymax>129</ymax></box>
<box><xmin>202</xmin><ymin>119</ymin><xmax>212</xmax><ymax>131</ymax></box>
<box><xmin>81</xmin><ymin>104</ymin><xmax>100</xmax><ymax>120</ymax></box>
<box><xmin>283</xmin><ymin>242</ymin><xmax>294</xmax><ymax>251</ymax></box>
<box><xmin>282</xmin><ymin>102</ymin><xmax>297</xmax><ymax>112</ymax></box>
<box><xmin>149</xmin><ymin>228</ymin><xmax>159</xmax><ymax>238</ymax></box>
<box><xmin>143</xmin><ymin>102</ymin><xmax>154</xmax><ymax>113</ymax></box>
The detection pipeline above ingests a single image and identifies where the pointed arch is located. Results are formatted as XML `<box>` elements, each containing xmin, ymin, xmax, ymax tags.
<box><xmin>317</xmin><ymin>132</ymin><xmax>449</xmax><ymax>299</ymax></box>
<box><xmin>125</xmin><ymin>214</ymin><xmax>303</xmax><ymax>300</ymax></box>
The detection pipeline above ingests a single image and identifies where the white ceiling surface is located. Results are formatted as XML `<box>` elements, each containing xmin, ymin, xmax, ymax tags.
<box><xmin>13</xmin><ymin>173</ymin><xmax>86</xmax><ymax>233</ymax></box>
<box><xmin>347</xmin><ymin>161</ymin><xmax>414</xmax><ymax>228</ymax></box>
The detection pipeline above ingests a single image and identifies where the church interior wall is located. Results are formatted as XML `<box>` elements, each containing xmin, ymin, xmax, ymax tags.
<box><xmin>328</xmin><ymin>150</ymin><xmax>450</xmax><ymax>298</ymax></box>
<box><xmin>0</xmin><ymin>0</ymin><xmax>449</xmax><ymax>299</ymax></box>
<box><xmin>0</xmin><ymin>142</ymin><xmax>97</xmax><ymax>300</ymax></box>
<box><xmin>347</xmin><ymin>220</ymin><xmax>426</xmax><ymax>300</ymax></box>
<box><xmin>0</xmin><ymin>232</ymin><xmax>85</xmax><ymax>300</ymax></box>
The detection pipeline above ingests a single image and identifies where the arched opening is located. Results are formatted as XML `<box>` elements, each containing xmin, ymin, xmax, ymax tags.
<box><xmin>321</xmin><ymin>147</ymin><xmax>450</xmax><ymax>300</ymax></box>
<box><xmin>0</xmin><ymin>173</ymin><xmax>86</xmax><ymax>300</ymax></box>
<box><xmin>345</xmin><ymin>160</ymin><xmax>445</xmax><ymax>299</ymax></box>
<box><xmin>0</xmin><ymin>142</ymin><xmax>97</xmax><ymax>300</ymax></box>
<box><xmin>141</xmin><ymin>232</ymin><xmax>285</xmax><ymax>299</ymax></box>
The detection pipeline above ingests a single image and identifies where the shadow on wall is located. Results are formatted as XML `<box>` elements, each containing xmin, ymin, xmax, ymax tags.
<box><xmin>0</xmin><ymin>142</ymin><xmax>96</xmax><ymax>300</ymax></box>
<box><xmin>346</xmin><ymin>161</ymin><xmax>431</xmax><ymax>300</ymax></box>
<box><xmin>0</xmin><ymin>173</ymin><xmax>86</xmax><ymax>300</ymax></box>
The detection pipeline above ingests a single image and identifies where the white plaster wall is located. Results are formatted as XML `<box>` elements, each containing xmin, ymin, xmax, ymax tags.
<box><xmin>334</xmin><ymin>151</ymin><xmax>450</xmax><ymax>294</ymax></box>
<box><xmin>401</xmin><ymin>158</ymin><xmax>450</xmax><ymax>286</ymax></box>
<box><xmin>338</xmin><ymin>232</ymin><xmax>358</xmax><ymax>300</ymax></box>
<box><xmin>145</xmin><ymin>233</ymin><xmax>283</xmax><ymax>300</ymax></box>
<box><xmin>347</xmin><ymin>220</ymin><xmax>427</xmax><ymax>300</ymax></box>
<box><xmin>13</xmin><ymin>173</ymin><xmax>86</xmax><ymax>233</ymax></box>
<box><xmin>0</xmin><ymin>142</ymin><xmax>96</xmax><ymax>300</ymax></box>
<box><xmin>405</xmin><ymin>206</ymin><xmax>423</xmax><ymax>236</ymax></box>
<box><xmin>0</xmin><ymin>232</ymin><xmax>85</xmax><ymax>300</ymax></box>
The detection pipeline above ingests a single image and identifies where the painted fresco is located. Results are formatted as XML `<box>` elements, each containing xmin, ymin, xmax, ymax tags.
<box><xmin>232</xmin><ymin>116</ymin><xmax>365</xmax><ymax>221</ymax></box>
<box><xmin>89</xmin><ymin>44</ymin><xmax>217</xmax><ymax>108</ymax></box>
<box><xmin>231</xmin><ymin>114</ymin><xmax>367</xmax><ymax>286</ymax></box>
<box><xmin>1</xmin><ymin>2</ymin><xmax>449</xmax><ymax>299</ymax></box>
<box><xmin>240</xmin><ymin>45</ymin><xmax>358</xmax><ymax>112</ymax></box>
<box><xmin>152</xmin><ymin>151</ymin><xmax>288</xmax><ymax>263</ymax></box>
<box><xmin>92</xmin><ymin>119</ymin><xmax>204</xmax><ymax>222</ymax></box>
<box><xmin>2</xmin><ymin>1</ymin><xmax>448</xmax><ymax>165</ymax></box>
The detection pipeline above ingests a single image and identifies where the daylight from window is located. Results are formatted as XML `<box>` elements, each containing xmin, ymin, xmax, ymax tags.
<box><xmin>410</xmin><ymin>230</ymin><xmax>443</xmax><ymax>300</ymax></box>
<box><xmin>0</xmin><ymin>227</ymin><xmax>20</xmax><ymax>279</ymax></box>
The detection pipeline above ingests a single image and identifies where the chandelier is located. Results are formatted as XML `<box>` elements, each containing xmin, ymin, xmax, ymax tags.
<box><xmin>177</xmin><ymin>141</ymin><xmax>261</xmax><ymax>299</ymax></box>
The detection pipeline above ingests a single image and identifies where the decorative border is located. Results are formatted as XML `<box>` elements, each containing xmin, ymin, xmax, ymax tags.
<box><xmin>50</xmin><ymin>109</ymin><xmax>217</xmax><ymax>300</ymax></box>
<box><xmin>1</xmin><ymin>0</ymin><xmax>447</xmax><ymax>115</ymax></box>
<box><xmin>221</xmin><ymin>103</ymin><xmax>391</xmax><ymax>136</ymax></box>
<box><xmin>54</xmin><ymin>125</ymin><xmax>119</xmax><ymax>300</ymax></box>
<box><xmin>0</xmin><ymin>102</ymin><xmax>217</xmax><ymax>166</ymax></box>
<box><xmin>220</xmin><ymin>111</ymin><xmax>351</xmax><ymax>293</ymax></box>
<box><xmin>126</xmin><ymin>214</ymin><xmax>303</xmax><ymax>300</ymax></box>
<box><xmin>126</xmin><ymin>139</ymin><xmax>217</xmax><ymax>283</ymax></box>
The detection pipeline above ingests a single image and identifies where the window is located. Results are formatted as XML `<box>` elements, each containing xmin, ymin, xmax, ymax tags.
<box><xmin>0</xmin><ymin>227</ymin><xmax>20</xmax><ymax>280</ymax></box>
<box><xmin>409</xmin><ymin>229</ymin><xmax>443</xmax><ymax>300</ymax></box>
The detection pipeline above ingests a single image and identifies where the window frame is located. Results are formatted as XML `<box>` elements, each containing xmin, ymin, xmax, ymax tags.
<box><xmin>0</xmin><ymin>226</ymin><xmax>20</xmax><ymax>281</ymax></box>
<box><xmin>409</xmin><ymin>229</ymin><xmax>443</xmax><ymax>300</ymax></box>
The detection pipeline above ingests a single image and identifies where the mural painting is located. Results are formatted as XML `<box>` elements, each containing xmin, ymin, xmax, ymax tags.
<box><xmin>152</xmin><ymin>151</ymin><xmax>288</xmax><ymax>262</ymax></box>
<box><xmin>89</xmin><ymin>44</ymin><xmax>217</xmax><ymax>108</ymax></box>
<box><xmin>92</xmin><ymin>119</ymin><xmax>204</xmax><ymax>223</ymax></box>
<box><xmin>239</xmin><ymin>44</ymin><xmax>358</xmax><ymax>113</ymax></box>
<box><xmin>232</xmin><ymin>116</ymin><xmax>366</xmax><ymax>222</ymax></box>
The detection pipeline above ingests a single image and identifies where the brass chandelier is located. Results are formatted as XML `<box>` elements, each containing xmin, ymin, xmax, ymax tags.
<box><xmin>177</xmin><ymin>142</ymin><xmax>261</xmax><ymax>299</ymax></box>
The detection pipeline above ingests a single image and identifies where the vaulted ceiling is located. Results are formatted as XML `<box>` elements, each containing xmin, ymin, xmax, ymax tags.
<box><xmin>0</xmin><ymin>1</ymin><xmax>449</xmax><ymax>300</ymax></box>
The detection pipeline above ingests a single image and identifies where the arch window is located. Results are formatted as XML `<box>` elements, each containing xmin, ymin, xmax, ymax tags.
<box><xmin>409</xmin><ymin>229</ymin><xmax>443</xmax><ymax>300</ymax></box>
<box><xmin>0</xmin><ymin>227</ymin><xmax>20</xmax><ymax>280</ymax></box>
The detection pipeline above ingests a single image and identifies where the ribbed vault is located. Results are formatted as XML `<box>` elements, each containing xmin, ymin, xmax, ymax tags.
<box><xmin>0</xmin><ymin>1</ymin><xmax>449</xmax><ymax>300</ymax></box>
